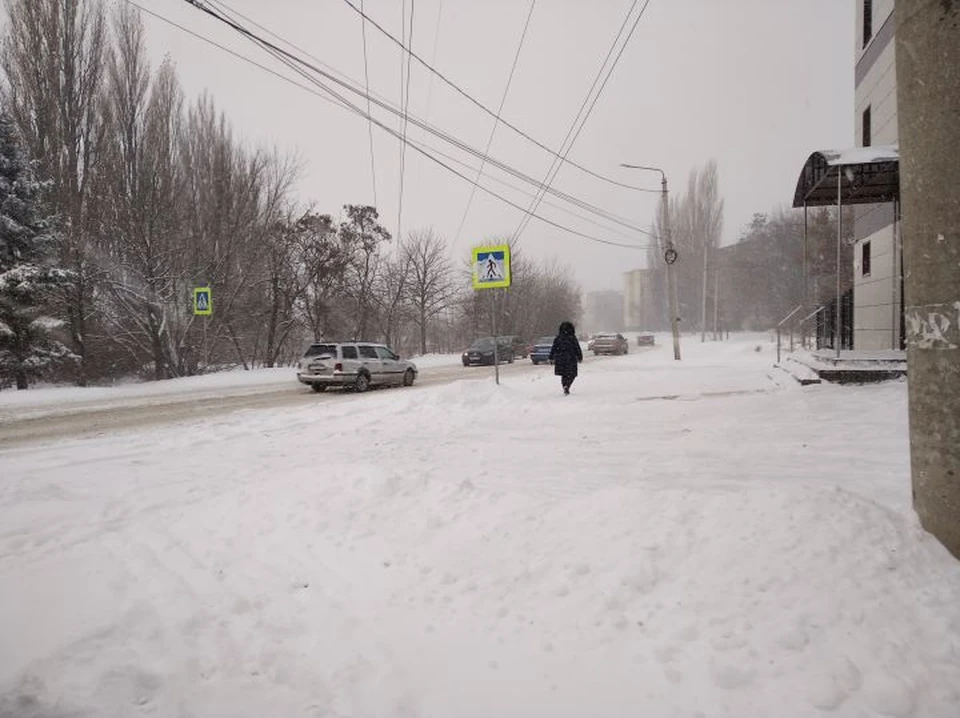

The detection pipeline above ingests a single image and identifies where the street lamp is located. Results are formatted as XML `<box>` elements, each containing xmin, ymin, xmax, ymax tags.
<box><xmin>620</xmin><ymin>163</ymin><xmax>681</xmax><ymax>361</ymax></box>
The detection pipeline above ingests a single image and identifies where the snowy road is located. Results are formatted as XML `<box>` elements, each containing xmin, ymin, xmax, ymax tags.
<box><xmin>2</xmin><ymin>336</ymin><xmax>960</xmax><ymax>718</ymax></box>
<box><xmin>0</xmin><ymin>358</ymin><xmax>556</xmax><ymax>448</ymax></box>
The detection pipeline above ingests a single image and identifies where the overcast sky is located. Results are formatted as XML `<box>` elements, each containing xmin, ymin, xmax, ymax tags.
<box><xmin>141</xmin><ymin>0</ymin><xmax>855</xmax><ymax>293</ymax></box>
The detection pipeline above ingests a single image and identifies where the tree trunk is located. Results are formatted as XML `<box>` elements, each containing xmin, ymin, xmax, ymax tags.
<box><xmin>897</xmin><ymin>0</ymin><xmax>960</xmax><ymax>560</ymax></box>
<box><xmin>15</xmin><ymin>369</ymin><xmax>28</xmax><ymax>390</ymax></box>
<box><xmin>148</xmin><ymin>308</ymin><xmax>167</xmax><ymax>380</ymax></box>
<box><xmin>420</xmin><ymin>306</ymin><xmax>427</xmax><ymax>355</ymax></box>
<box><xmin>265</xmin><ymin>270</ymin><xmax>280</xmax><ymax>368</ymax></box>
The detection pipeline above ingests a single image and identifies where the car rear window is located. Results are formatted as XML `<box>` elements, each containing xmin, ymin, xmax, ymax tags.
<box><xmin>305</xmin><ymin>344</ymin><xmax>337</xmax><ymax>357</ymax></box>
<box><xmin>341</xmin><ymin>345</ymin><xmax>358</xmax><ymax>359</ymax></box>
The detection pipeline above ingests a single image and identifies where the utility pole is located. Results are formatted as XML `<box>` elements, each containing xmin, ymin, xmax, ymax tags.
<box><xmin>701</xmin><ymin>242</ymin><xmax>709</xmax><ymax>342</ymax></box>
<box><xmin>897</xmin><ymin>0</ymin><xmax>960</xmax><ymax>559</ymax></box>
<box><xmin>713</xmin><ymin>265</ymin><xmax>720</xmax><ymax>341</ymax></box>
<box><xmin>662</xmin><ymin>176</ymin><xmax>682</xmax><ymax>360</ymax></box>
<box><xmin>620</xmin><ymin>163</ymin><xmax>681</xmax><ymax>360</ymax></box>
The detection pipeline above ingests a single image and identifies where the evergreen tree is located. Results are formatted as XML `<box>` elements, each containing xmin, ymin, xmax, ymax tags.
<box><xmin>0</xmin><ymin>112</ymin><xmax>73</xmax><ymax>389</ymax></box>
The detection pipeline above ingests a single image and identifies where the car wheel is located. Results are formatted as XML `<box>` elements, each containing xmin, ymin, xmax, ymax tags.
<box><xmin>402</xmin><ymin>369</ymin><xmax>415</xmax><ymax>387</ymax></box>
<box><xmin>311</xmin><ymin>383</ymin><xmax>326</xmax><ymax>393</ymax></box>
<box><xmin>508</xmin><ymin>355</ymin><xmax>514</xmax><ymax>364</ymax></box>
<box><xmin>354</xmin><ymin>372</ymin><xmax>370</xmax><ymax>393</ymax></box>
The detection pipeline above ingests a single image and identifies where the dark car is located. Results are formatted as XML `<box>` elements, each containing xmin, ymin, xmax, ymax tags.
<box><xmin>462</xmin><ymin>337</ymin><xmax>514</xmax><ymax>366</ymax></box>
<box><xmin>530</xmin><ymin>336</ymin><xmax>556</xmax><ymax>365</ymax></box>
<box><xmin>501</xmin><ymin>335</ymin><xmax>529</xmax><ymax>359</ymax></box>
<box><xmin>637</xmin><ymin>332</ymin><xmax>655</xmax><ymax>346</ymax></box>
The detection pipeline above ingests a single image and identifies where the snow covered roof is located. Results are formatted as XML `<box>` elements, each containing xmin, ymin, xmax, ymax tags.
<box><xmin>792</xmin><ymin>145</ymin><xmax>899</xmax><ymax>208</ymax></box>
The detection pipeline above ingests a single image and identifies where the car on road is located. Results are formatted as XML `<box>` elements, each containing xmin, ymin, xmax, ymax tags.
<box><xmin>501</xmin><ymin>335</ymin><xmax>529</xmax><ymax>359</ymax></box>
<box><xmin>529</xmin><ymin>336</ymin><xmax>556</xmax><ymax>364</ymax></box>
<box><xmin>637</xmin><ymin>332</ymin><xmax>655</xmax><ymax>346</ymax></box>
<box><xmin>297</xmin><ymin>342</ymin><xmax>417</xmax><ymax>393</ymax></box>
<box><xmin>462</xmin><ymin>337</ymin><xmax>514</xmax><ymax>366</ymax></box>
<box><xmin>592</xmin><ymin>332</ymin><xmax>629</xmax><ymax>356</ymax></box>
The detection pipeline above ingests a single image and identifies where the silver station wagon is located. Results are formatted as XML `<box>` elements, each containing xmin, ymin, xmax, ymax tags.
<box><xmin>296</xmin><ymin>342</ymin><xmax>418</xmax><ymax>393</ymax></box>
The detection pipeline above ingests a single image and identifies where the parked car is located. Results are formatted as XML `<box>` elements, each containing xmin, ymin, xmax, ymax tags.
<box><xmin>530</xmin><ymin>336</ymin><xmax>556</xmax><ymax>365</ymax></box>
<box><xmin>501</xmin><ymin>335</ymin><xmax>529</xmax><ymax>359</ymax></box>
<box><xmin>592</xmin><ymin>332</ymin><xmax>629</xmax><ymax>355</ymax></box>
<box><xmin>297</xmin><ymin>342</ymin><xmax>417</xmax><ymax>393</ymax></box>
<box><xmin>462</xmin><ymin>337</ymin><xmax>514</xmax><ymax>366</ymax></box>
<box><xmin>637</xmin><ymin>332</ymin><xmax>655</xmax><ymax>346</ymax></box>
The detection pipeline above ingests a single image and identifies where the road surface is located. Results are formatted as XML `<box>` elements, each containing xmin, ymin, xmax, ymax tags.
<box><xmin>0</xmin><ymin>359</ymin><xmax>572</xmax><ymax>449</ymax></box>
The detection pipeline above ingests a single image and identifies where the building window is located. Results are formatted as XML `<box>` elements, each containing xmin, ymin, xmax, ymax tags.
<box><xmin>863</xmin><ymin>0</ymin><xmax>873</xmax><ymax>47</ymax></box>
<box><xmin>862</xmin><ymin>241</ymin><xmax>872</xmax><ymax>277</ymax></box>
<box><xmin>862</xmin><ymin>105</ymin><xmax>872</xmax><ymax>147</ymax></box>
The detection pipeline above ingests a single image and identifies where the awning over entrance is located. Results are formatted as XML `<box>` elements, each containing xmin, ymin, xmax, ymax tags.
<box><xmin>792</xmin><ymin>145</ymin><xmax>899</xmax><ymax>207</ymax></box>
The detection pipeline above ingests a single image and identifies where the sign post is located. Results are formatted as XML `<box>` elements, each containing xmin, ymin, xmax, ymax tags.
<box><xmin>472</xmin><ymin>245</ymin><xmax>511</xmax><ymax>385</ymax></box>
<box><xmin>193</xmin><ymin>287</ymin><xmax>212</xmax><ymax>316</ymax></box>
<box><xmin>193</xmin><ymin>287</ymin><xmax>212</xmax><ymax>370</ymax></box>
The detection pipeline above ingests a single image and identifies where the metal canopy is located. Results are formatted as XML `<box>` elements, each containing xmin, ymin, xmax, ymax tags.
<box><xmin>792</xmin><ymin>145</ymin><xmax>899</xmax><ymax>208</ymax></box>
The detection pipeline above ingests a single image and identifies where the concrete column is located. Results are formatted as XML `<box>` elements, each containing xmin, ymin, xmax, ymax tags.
<box><xmin>897</xmin><ymin>0</ymin><xmax>960</xmax><ymax>559</ymax></box>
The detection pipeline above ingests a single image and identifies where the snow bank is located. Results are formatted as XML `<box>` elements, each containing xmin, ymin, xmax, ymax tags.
<box><xmin>0</xmin><ymin>366</ymin><xmax>294</xmax><ymax>416</ymax></box>
<box><xmin>1</xmin><ymin>333</ymin><xmax>958</xmax><ymax>717</ymax></box>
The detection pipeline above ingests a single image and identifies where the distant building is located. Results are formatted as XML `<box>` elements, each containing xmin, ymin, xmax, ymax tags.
<box><xmin>583</xmin><ymin>290</ymin><xmax>624</xmax><ymax>335</ymax></box>
<box><xmin>853</xmin><ymin>0</ymin><xmax>902</xmax><ymax>350</ymax></box>
<box><xmin>622</xmin><ymin>269</ymin><xmax>660</xmax><ymax>331</ymax></box>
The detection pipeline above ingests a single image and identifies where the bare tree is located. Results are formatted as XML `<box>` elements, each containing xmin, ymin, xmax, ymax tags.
<box><xmin>404</xmin><ymin>229</ymin><xmax>456</xmax><ymax>354</ymax></box>
<box><xmin>339</xmin><ymin>204</ymin><xmax>390</xmax><ymax>339</ymax></box>
<box><xmin>372</xmin><ymin>248</ymin><xmax>410</xmax><ymax>351</ymax></box>
<box><xmin>98</xmin><ymin>6</ymin><xmax>187</xmax><ymax>378</ymax></box>
<box><xmin>1</xmin><ymin>0</ymin><xmax>109</xmax><ymax>383</ymax></box>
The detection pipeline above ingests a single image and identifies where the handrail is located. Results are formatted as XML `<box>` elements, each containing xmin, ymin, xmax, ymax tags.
<box><xmin>776</xmin><ymin>303</ymin><xmax>830</xmax><ymax>363</ymax></box>
<box><xmin>777</xmin><ymin>305</ymin><xmax>804</xmax><ymax>328</ymax></box>
<box><xmin>798</xmin><ymin>304</ymin><xmax>826</xmax><ymax>325</ymax></box>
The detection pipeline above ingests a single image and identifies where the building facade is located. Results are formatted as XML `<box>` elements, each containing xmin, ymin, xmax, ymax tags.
<box><xmin>853</xmin><ymin>0</ymin><xmax>903</xmax><ymax>350</ymax></box>
<box><xmin>622</xmin><ymin>269</ymin><xmax>660</xmax><ymax>332</ymax></box>
<box><xmin>583</xmin><ymin>290</ymin><xmax>624</xmax><ymax>335</ymax></box>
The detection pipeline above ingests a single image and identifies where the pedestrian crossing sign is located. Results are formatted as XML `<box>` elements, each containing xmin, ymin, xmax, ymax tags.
<box><xmin>472</xmin><ymin>244</ymin><xmax>511</xmax><ymax>289</ymax></box>
<box><xmin>193</xmin><ymin>287</ymin><xmax>212</xmax><ymax>316</ymax></box>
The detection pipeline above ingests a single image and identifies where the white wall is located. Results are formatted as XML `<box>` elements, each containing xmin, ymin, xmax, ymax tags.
<box><xmin>853</xmin><ymin>0</ymin><xmax>900</xmax><ymax>350</ymax></box>
<box><xmin>856</xmin><ymin>0</ymin><xmax>895</xmax><ymax>57</ymax></box>
<box><xmin>855</xmin><ymin>41</ymin><xmax>898</xmax><ymax>146</ymax></box>
<box><xmin>854</xmin><ymin>227</ymin><xmax>901</xmax><ymax>350</ymax></box>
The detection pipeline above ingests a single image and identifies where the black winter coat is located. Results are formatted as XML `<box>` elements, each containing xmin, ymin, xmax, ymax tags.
<box><xmin>550</xmin><ymin>331</ymin><xmax>583</xmax><ymax>377</ymax></box>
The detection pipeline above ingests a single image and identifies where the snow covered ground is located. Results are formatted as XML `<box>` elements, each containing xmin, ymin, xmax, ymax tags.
<box><xmin>0</xmin><ymin>351</ymin><xmax>464</xmax><ymax>421</ymax></box>
<box><xmin>2</xmin><ymin>334</ymin><xmax>959</xmax><ymax>717</ymax></box>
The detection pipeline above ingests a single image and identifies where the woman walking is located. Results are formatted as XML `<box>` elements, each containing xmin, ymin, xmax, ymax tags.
<box><xmin>549</xmin><ymin>321</ymin><xmax>583</xmax><ymax>395</ymax></box>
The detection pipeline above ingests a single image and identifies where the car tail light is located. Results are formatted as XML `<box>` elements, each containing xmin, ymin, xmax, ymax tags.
<box><xmin>334</xmin><ymin>362</ymin><xmax>343</xmax><ymax>372</ymax></box>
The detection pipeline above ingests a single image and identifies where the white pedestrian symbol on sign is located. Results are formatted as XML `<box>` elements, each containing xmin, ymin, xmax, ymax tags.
<box><xmin>472</xmin><ymin>244</ymin><xmax>510</xmax><ymax>289</ymax></box>
<box><xmin>197</xmin><ymin>293</ymin><xmax>209</xmax><ymax>311</ymax></box>
<box><xmin>476</xmin><ymin>251</ymin><xmax>505</xmax><ymax>283</ymax></box>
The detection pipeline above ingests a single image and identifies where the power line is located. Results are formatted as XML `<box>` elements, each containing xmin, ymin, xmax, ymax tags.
<box><xmin>184</xmin><ymin>0</ymin><xmax>654</xmax><ymax>236</ymax></box>
<box><xmin>201</xmin><ymin>1</ymin><xmax>653</xmax><ymax>235</ymax></box>
<box><xmin>340</xmin><ymin>0</ymin><xmax>660</xmax><ymax>194</ymax></box>
<box><xmin>422</xmin><ymin>0</ymin><xmax>444</xmax><ymax>123</ymax></box>
<box><xmin>513</xmin><ymin>0</ymin><xmax>642</xmax><ymax>241</ymax></box>
<box><xmin>452</xmin><ymin>0</ymin><xmax>536</xmax><ymax>249</ymax></box>
<box><xmin>166</xmin><ymin>0</ymin><xmax>652</xmax><ymax>249</ymax></box>
<box><xmin>404</xmin><ymin>133</ymin><xmax>643</xmax><ymax>241</ymax></box>
<box><xmin>359</xmin><ymin>0</ymin><xmax>378</xmax><ymax>208</ymax></box>
<box><xmin>513</xmin><ymin>0</ymin><xmax>653</xmax><ymax>243</ymax></box>
<box><xmin>396</xmin><ymin>0</ymin><xmax>415</xmax><ymax>241</ymax></box>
